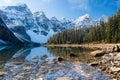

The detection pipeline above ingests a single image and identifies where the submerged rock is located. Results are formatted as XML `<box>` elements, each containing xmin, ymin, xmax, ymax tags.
<box><xmin>32</xmin><ymin>56</ymin><xmax>39</xmax><ymax>62</ymax></box>
<box><xmin>11</xmin><ymin>60</ymin><xmax>24</xmax><ymax>65</ymax></box>
<box><xmin>56</xmin><ymin>77</ymin><xmax>70</xmax><ymax>80</ymax></box>
<box><xmin>41</xmin><ymin>55</ymin><xmax>48</xmax><ymax>60</ymax></box>
<box><xmin>0</xmin><ymin>70</ymin><xmax>6</xmax><ymax>76</ymax></box>
<box><xmin>22</xmin><ymin>66</ymin><xmax>32</xmax><ymax>71</ymax></box>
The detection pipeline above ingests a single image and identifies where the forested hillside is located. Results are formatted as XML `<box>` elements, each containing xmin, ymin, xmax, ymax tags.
<box><xmin>48</xmin><ymin>9</ymin><xmax>120</xmax><ymax>44</ymax></box>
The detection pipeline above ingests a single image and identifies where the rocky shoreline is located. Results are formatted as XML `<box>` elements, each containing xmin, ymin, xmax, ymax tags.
<box><xmin>89</xmin><ymin>45</ymin><xmax>120</xmax><ymax>80</ymax></box>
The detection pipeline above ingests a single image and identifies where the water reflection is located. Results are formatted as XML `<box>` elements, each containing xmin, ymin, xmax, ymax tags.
<box><xmin>26</xmin><ymin>46</ymin><xmax>54</xmax><ymax>61</ymax></box>
<box><xmin>0</xmin><ymin>46</ymin><xmax>94</xmax><ymax>66</ymax></box>
<box><xmin>0</xmin><ymin>46</ymin><xmax>111</xmax><ymax>80</ymax></box>
<box><xmin>48</xmin><ymin>47</ymin><xmax>95</xmax><ymax>63</ymax></box>
<box><xmin>0</xmin><ymin>46</ymin><xmax>22</xmax><ymax>68</ymax></box>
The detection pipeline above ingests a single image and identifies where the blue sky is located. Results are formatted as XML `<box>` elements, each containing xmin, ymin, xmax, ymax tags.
<box><xmin>0</xmin><ymin>0</ymin><xmax>120</xmax><ymax>20</ymax></box>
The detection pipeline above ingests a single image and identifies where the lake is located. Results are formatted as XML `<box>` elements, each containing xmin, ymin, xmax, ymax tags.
<box><xmin>0</xmin><ymin>46</ymin><xmax>111</xmax><ymax>80</ymax></box>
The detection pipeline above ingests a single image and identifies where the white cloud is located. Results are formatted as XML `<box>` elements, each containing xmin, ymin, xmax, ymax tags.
<box><xmin>68</xmin><ymin>0</ymin><xmax>89</xmax><ymax>10</ymax></box>
<box><xmin>2</xmin><ymin>0</ymin><xmax>12</xmax><ymax>4</ymax></box>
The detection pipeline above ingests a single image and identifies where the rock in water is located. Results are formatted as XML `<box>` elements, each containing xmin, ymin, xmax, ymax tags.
<box><xmin>41</xmin><ymin>55</ymin><xmax>48</xmax><ymax>60</ymax></box>
<box><xmin>56</xmin><ymin>77</ymin><xmax>70</xmax><ymax>80</ymax></box>
<box><xmin>91</xmin><ymin>50</ymin><xmax>106</xmax><ymax>57</ymax></box>
<box><xmin>57</xmin><ymin>56</ymin><xmax>63</xmax><ymax>62</ymax></box>
<box><xmin>70</xmin><ymin>53</ymin><xmax>77</xmax><ymax>58</ymax></box>
<box><xmin>89</xmin><ymin>61</ymin><xmax>99</xmax><ymax>67</ymax></box>
<box><xmin>0</xmin><ymin>71</ymin><xmax>6</xmax><ymax>76</ymax></box>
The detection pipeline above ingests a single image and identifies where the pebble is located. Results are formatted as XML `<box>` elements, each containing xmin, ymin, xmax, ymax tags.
<box><xmin>23</xmin><ymin>66</ymin><xmax>32</xmax><ymax>71</ymax></box>
<box><xmin>0</xmin><ymin>71</ymin><xmax>6</xmax><ymax>76</ymax></box>
<box><xmin>56</xmin><ymin>77</ymin><xmax>70</xmax><ymax>80</ymax></box>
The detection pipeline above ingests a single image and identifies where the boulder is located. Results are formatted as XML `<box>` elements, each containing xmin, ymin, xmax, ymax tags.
<box><xmin>89</xmin><ymin>61</ymin><xmax>99</xmax><ymax>67</ymax></box>
<box><xmin>70</xmin><ymin>53</ymin><xmax>77</xmax><ymax>58</ymax></box>
<box><xmin>57</xmin><ymin>56</ymin><xmax>63</xmax><ymax>62</ymax></box>
<box><xmin>110</xmin><ymin>67</ymin><xmax>120</xmax><ymax>72</ymax></box>
<box><xmin>91</xmin><ymin>50</ymin><xmax>106</xmax><ymax>57</ymax></box>
<box><xmin>114</xmin><ymin>53</ymin><xmax>120</xmax><ymax>61</ymax></box>
<box><xmin>112</xmin><ymin>45</ymin><xmax>120</xmax><ymax>52</ymax></box>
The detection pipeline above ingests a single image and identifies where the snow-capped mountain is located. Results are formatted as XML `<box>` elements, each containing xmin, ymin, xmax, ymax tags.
<box><xmin>1</xmin><ymin>4</ymin><xmax>37</xmax><ymax>29</ymax></box>
<box><xmin>73</xmin><ymin>14</ymin><xmax>108</xmax><ymax>29</ymax></box>
<box><xmin>74</xmin><ymin>14</ymin><xmax>95</xmax><ymax>29</ymax></box>
<box><xmin>60</xmin><ymin>17</ymin><xmax>74</xmax><ymax>29</ymax></box>
<box><xmin>99</xmin><ymin>15</ymin><xmax>108</xmax><ymax>22</ymax></box>
<box><xmin>0</xmin><ymin>4</ymin><xmax>107</xmax><ymax>44</ymax></box>
<box><xmin>0</xmin><ymin>4</ymin><xmax>72</xmax><ymax>43</ymax></box>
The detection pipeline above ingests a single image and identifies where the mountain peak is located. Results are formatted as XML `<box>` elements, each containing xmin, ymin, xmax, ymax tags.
<box><xmin>51</xmin><ymin>17</ymin><xmax>58</xmax><ymax>21</ymax></box>
<box><xmin>74</xmin><ymin>14</ymin><xmax>94</xmax><ymax>28</ymax></box>
<box><xmin>15</xmin><ymin>3</ymin><xmax>27</xmax><ymax>7</ymax></box>
<box><xmin>34</xmin><ymin>11</ymin><xmax>45</xmax><ymax>17</ymax></box>
<box><xmin>4</xmin><ymin>4</ymin><xmax>29</xmax><ymax>12</ymax></box>
<box><xmin>99</xmin><ymin>15</ymin><xmax>108</xmax><ymax>22</ymax></box>
<box><xmin>77</xmin><ymin>14</ymin><xmax>91</xmax><ymax>21</ymax></box>
<box><xmin>5</xmin><ymin>3</ymin><xmax>27</xmax><ymax>8</ymax></box>
<box><xmin>83</xmin><ymin>14</ymin><xmax>90</xmax><ymax>18</ymax></box>
<box><xmin>34</xmin><ymin>11</ymin><xmax>49</xmax><ymax>23</ymax></box>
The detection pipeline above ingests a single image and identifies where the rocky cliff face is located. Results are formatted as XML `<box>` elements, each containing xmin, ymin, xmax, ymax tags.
<box><xmin>0</xmin><ymin>18</ymin><xmax>33</xmax><ymax>45</ymax></box>
<box><xmin>10</xmin><ymin>26</ymin><xmax>31</xmax><ymax>42</ymax></box>
<box><xmin>0</xmin><ymin>18</ymin><xmax>22</xmax><ymax>45</ymax></box>
<box><xmin>1</xmin><ymin>4</ymin><xmax>36</xmax><ymax>29</ymax></box>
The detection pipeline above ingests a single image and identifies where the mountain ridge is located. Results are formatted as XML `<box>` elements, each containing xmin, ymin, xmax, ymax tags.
<box><xmin>0</xmin><ymin>4</ymin><xmax>108</xmax><ymax>44</ymax></box>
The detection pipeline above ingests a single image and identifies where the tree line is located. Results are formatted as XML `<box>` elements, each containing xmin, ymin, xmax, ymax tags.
<box><xmin>48</xmin><ymin>9</ymin><xmax>120</xmax><ymax>44</ymax></box>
